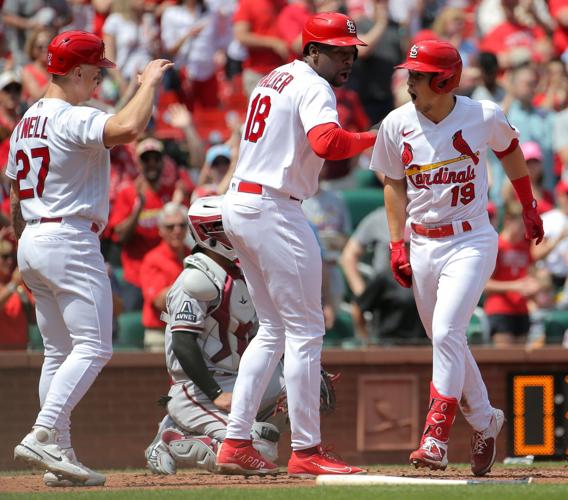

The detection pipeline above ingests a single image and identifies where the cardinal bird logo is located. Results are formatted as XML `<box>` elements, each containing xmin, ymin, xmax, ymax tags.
<box><xmin>452</xmin><ymin>130</ymin><xmax>479</xmax><ymax>165</ymax></box>
<box><xmin>402</xmin><ymin>142</ymin><xmax>413</xmax><ymax>166</ymax></box>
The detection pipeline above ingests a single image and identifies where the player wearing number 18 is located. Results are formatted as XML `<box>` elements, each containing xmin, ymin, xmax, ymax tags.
<box><xmin>7</xmin><ymin>30</ymin><xmax>173</xmax><ymax>486</ymax></box>
<box><xmin>218</xmin><ymin>13</ymin><xmax>376</xmax><ymax>477</ymax></box>
<box><xmin>370</xmin><ymin>39</ymin><xmax>544</xmax><ymax>475</ymax></box>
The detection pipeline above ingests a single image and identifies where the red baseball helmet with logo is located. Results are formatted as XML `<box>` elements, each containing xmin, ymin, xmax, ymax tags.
<box><xmin>302</xmin><ymin>12</ymin><xmax>367</xmax><ymax>51</ymax></box>
<box><xmin>47</xmin><ymin>30</ymin><xmax>115</xmax><ymax>76</ymax></box>
<box><xmin>396</xmin><ymin>39</ymin><xmax>462</xmax><ymax>94</ymax></box>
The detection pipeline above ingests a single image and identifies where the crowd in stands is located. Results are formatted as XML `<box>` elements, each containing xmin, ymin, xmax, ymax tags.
<box><xmin>1</xmin><ymin>0</ymin><xmax>568</xmax><ymax>351</ymax></box>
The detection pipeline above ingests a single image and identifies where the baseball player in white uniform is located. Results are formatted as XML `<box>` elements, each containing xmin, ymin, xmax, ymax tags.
<box><xmin>144</xmin><ymin>196</ymin><xmax>287</xmax><ymax>475</ymax></box>
<box><xmin>8</xmin><ymin>30</ymin><xmax>173</xmax><ymax>486</ymax></box>
<box><xmin>370</xmin><ymin>39</ymin><xmax>544</xmax><ymax>476</ymax></box>
<box><xmin>218</xmin><ymin>13</ymin><xmax>376</xmax><ymax>477</ymax></box>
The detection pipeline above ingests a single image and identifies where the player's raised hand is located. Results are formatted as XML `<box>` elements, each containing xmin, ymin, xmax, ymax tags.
<box><xmin>522</xmin><ymin>201</ymin><xmax>544</xmax><ymax>245</ymax></box>
<box><xmin>138</xmin><ymin>59</ymin><xmax>175</xmax><ymax>87</ymax></box>
<box><xmin>389</xmin><ymin>239</ymin><xmax>412</xmax><ymax>288</ymax></box>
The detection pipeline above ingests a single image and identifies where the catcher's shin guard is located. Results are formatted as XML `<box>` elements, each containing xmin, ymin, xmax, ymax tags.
<box><xmin>410</xmin><ymin>382</ymin><xmax>458</xmax><ymax>470</ymax></box>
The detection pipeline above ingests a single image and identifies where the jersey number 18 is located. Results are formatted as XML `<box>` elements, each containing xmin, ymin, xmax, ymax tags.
<box><xmin>244</xmin><ymin>94</ymin><xmax>271</xmax><ymax>143</ymax></box>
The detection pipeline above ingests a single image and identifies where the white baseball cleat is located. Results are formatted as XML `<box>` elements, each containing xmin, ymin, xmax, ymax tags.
<box><xmin>43</xmin><ymin>448</ymin><xmax>105</xmax><ymax>487</ymax></box>
<box><xmin>409</xmin><ymin>436</ymin><xmax>449</xmax><ymax>471</ymax></box>
<box><xmin>14</xmin><ymin>427</ymin><xmax>89</xmax><ymax>482</ymax></box>
<box><xmin>471</xmin><ymin>408</ymin><xmax>505</xmax><ymax>476</ymax></box>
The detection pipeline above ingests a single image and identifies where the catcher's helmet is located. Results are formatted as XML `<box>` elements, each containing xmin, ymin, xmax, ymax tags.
<box><xmin>396</xmin><ymin>40</ymin><xmax>462</xmax><ymax>94</ymax></box>
<box><xmin>302</xmin><ymin>12</ymin><xmax>366</xmax><ymax>51</ymax></box>
<box><xmin>47</xmin><ymin>30</ymin><xmax>115</xmax><ymax>75</ymax></box>
<box><xmin>187</xmin><ymin>196</ymin><xmax>236</xmax><ymax>261</ymax></box>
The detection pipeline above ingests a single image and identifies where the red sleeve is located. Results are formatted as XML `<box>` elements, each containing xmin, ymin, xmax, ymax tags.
<box><xmin>493</xmin><ymin>138</ymin><xmax>519</xmax><ymax>159</ymax></box>
<box><xmin>307</xmin><ymin>123</ymin><xmax>376</xmax><ymax>161</ymax></box>
<box><xmin>233</xmin><ymin>0</ymin><xmax>251</xmax><ymax>23</ymax></box>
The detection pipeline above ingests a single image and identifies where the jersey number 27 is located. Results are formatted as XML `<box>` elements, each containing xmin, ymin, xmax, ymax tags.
<box><xmin>15</xmin><ymin>147</ymin><xmax>50</xmax><ymax>199</ymax></box>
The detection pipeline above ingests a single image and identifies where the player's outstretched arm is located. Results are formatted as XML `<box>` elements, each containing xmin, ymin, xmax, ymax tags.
<box><xmin>103</xmin><ymin>59</ymin><xmax>174</xmax><ymax>148</ymax></box>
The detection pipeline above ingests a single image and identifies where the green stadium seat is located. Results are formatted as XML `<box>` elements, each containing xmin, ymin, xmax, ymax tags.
<box><xmin>353</xmin><ymin>169</ymin><xmax>381</xmax><ymax>189</ymax></box>
<box><xmin>340</xmin><ymin>188</ymin><xmax>384</xmax><ymax>231</ymax></box>
<box><xmin>116</xmin><ymin>311</ymin><xmax>145</xmax><ymax>349</ymax></box>
<box><xmin>542</xmin><ymin>310</ymin><xmax>568</xmax><ymax>344</ymax></box>
<box><xmin>324</xmin><ymin>309</ymin><xmax>355</xmax><ymax>347</ymax></box>
<box><xmin>28</xmin><ymin>324</ymin><xmax>44</xmax><ymax>352</ymax></box>
<box><xmin>467</xmin><ymin>307</ymin><xmax>491</xmax><ymax>345</ymax></box>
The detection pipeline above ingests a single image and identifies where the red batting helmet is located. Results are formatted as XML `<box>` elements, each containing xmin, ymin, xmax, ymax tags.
<box><xmin>302</xmin><ymin>12</ymin><xmax>367</xmax><ymax>51</ymax></box>
<box><xmin>47</xmin><ymin>30</ymin><xmax>115</xmax><ymax>76</ymax></box>
<box><xmin>396</xmin><ymin>39</ymin><xmax>462</xmax><ymax>94</ymax></box>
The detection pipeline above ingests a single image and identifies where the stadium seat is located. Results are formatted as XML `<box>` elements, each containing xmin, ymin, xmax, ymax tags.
<box><xmin>542</xmin><ymin>310</ymin><xmax>568</xmax><ymax>344</ymax></box>
<box><xmin>340</xmin><ymin>188</ymin><xmax>384</xmax><ymax>231</ymax></box>
<box><xmin>353</xmin><ymin>168</ymin><xmax>381</xmax><ymax>189</ymax></box>
<box><xmin>324</xmin><ymin>309</ymin><xmax>354</xmax><ymax>347</ymax></box>
<box><xmin>466</xmin><ymin>307</ymin><xmax>491</xmax><ymax>345</ymax></box>
<box><xmin>116</xmin><ymin>311</ymin><xmax>145</xmax><ymax>349</ymax></box>
<box><xmin>27</xmin><ymin>324</ymin><xmax>44</xmax><ymax>352</ymax></box>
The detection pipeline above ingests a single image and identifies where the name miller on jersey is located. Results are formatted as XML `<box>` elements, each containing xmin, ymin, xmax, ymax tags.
<box><xmin>14</xmin><ymin>116</ymin><xmax>49</xmax><ymax>142</ymax></box>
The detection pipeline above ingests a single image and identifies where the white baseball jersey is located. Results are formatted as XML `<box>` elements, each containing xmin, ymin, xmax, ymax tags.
<box><xmin>234</xmin><ymin>60</ymin><xmax>340</xmax><ymax>200</ymax></box>
<box><xmin>5</xmin><ymin>98</ymin><xmax>113</xmax><ymax>226</ymax></box>
<box><xmin>370</xmin><ymin>96</ymin><xmax>519</xmax><ymax>225</ymax></box>
<box><xmin>165</xmin><ymin>253</ymin><xmax>257</xmax><ymax>383</ymax></box>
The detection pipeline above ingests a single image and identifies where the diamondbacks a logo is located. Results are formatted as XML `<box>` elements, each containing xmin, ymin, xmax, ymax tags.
<box><xmin>346</xmin><ymin>19</ymin><xmax>356</xmax><ymax>34</ymax></box>
<box><xmin>409</xmin><ymin>44</ymin><xmax>419</xmax><ymax>59</ymax></box>
<box><xmin>175</xmin><ymin>301</ymin><xmax>197</xmax><ymax>322</ymax></box>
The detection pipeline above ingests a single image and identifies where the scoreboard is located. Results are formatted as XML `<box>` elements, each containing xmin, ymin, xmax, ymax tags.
<box><xmin>508</xmin><ymin>373</ymin><xmax>567</xmax><ymax>458</ymax></box>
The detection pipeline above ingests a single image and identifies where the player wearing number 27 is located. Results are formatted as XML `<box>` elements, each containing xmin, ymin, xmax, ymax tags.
<box><xmin>7</xmin><ymin>31</ymin><xmax>173</xmax><ymax>486</ymax></box>
<box><xmin>370</xmin><ymin>39</ymin><xmax>544</xmax><ymax>476</ymax></box>
<box><xmin>218</xmin><ymin>13</ymin><xmax>376</xmax><ymax>476</ymax></box>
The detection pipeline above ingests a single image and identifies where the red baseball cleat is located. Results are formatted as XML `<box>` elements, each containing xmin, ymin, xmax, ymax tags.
<box><xmin>287</xmin><ymin>446</ymin><xmax>365</xmax><ymax>478</ymax></box>
<box><xmin>215</xmin><ymin>439</ymin><xmax>278</xmax><ymax>475</ymax></box>
<box><xmin>409</xmin><ymin>436</ymin><xmax>448</xmax><ymax>470</ymax></box>
<box><xmin>471</xmin><ymin>408</ymin><xmax>505</xmax><ymax>476</ymax></box>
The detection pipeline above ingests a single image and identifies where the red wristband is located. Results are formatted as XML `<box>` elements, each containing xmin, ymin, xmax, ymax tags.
<box><xmin>511</xmin><ymin>175</ymin><xmax>535</xmax><ymax>208</ymax></box>
<box><xmin>389</xmin><ymin>239</ymin><xmax>405</xmax><ymax>251</ymax></box>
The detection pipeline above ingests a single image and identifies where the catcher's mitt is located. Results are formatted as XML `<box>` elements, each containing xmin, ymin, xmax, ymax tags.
<box><xmin>320</xmin><ymin>368</ymin><xmax>339</xmax><ymax>414</ymax></box>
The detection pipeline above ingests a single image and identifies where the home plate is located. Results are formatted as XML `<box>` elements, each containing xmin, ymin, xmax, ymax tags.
<box><xmin>316</xmin><ymin>475</ymin><xmax>533</xmax><ymax>486</ymax></box>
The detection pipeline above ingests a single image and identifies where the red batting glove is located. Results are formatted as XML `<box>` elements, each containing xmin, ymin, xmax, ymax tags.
<box><xmin>522</xmin><ymin>200</ymin><xmax>544</xmax><ymax>245</ymax></box>
<box><xmin>389</xmin><ymin>240</ymin><xmax>412</xmax><ymax>288</ymax></box>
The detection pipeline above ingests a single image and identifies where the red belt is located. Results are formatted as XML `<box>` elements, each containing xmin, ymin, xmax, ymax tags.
<box><xmin>237</xmin><ymin>181</ymin><xmax>301</xmax><ymax>201</ymax></box>
<box><xmin>411</xmin><ymin>221</ymin><xmax>472</xmax><ymax>238</ymax></box>
<box><xmin>39</xmin><ymin>217</ymin><xmax>100</xmax><ymax>234</ymax></box>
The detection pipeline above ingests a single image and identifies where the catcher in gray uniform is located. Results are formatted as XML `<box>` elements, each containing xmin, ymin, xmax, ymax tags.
<box><xmin>145</xmin><ymin>196</ymin><xmax>338</xmax><ymax>474</ymax></box>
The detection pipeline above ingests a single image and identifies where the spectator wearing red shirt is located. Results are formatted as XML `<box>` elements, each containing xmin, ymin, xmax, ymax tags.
<box><xmin>483</xmin><ymin>200</ymin><xmax>559</xmax><ymax>347</ymax></box>
<box><xmin>276</xmin><ymin>0</ymin><xmax>314</xmax><ymax>56</ymax></box>
<box><xmin>0</xmin><ymin>238</ymin><xmax>33</xmax><ymax>350</ymax></box>
<box><xmin>550</xmin><ymin>0</ymin><xmax>568</xmax><ymax>57</ymax></box>
<box><xmin>233</xmin><ymin>0</ymin><xmax>288</xmax><ymax>96</ymax></box>
<box><xmin>21</xmin><ymin>28</ymin><xmax>53</xmax><ymax>104</ymax></box>
<box><xmin>109</xmin><ymin>138</ymin><xmax>177</xmax><ymax>311</ymax></box>
<box><xmin>140</xmin><ymin>202</ymin><xmax>192</xmax><ymax>351</ymax></box>
<box><xmin>478</xmin><ymin>0</ymin><xmax>550</xmax><ymax>69</ymax></box>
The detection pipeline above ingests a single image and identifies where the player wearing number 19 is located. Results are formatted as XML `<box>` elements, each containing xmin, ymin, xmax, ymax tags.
<box><xmin>7</xmin><ymin>31</ymin><xmax>173</xmax><ymax>486</ymax></box>
<box><xmin>218</xmin><ymin>13</ymin><xmax>376</xmax><ymax>477</ymax></box>
<box><xmin>370</xmin><ymin>39</ymin><xmax>544</xmax><ymax>475</ymax></box>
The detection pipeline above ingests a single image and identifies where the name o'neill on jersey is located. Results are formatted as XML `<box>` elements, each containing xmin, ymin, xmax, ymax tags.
<box><xmin>175</xmin><ymin>301</ymin><xmax>197</xmax><ymax>322</ymax></box>
<box><xmin>402</xmin><ymin>129</ymin><xmax>479</xmax><ymax>191</ymax></box>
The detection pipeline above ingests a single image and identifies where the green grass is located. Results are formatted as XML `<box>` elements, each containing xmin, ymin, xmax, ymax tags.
<box><xmin>1</xmin><ymin>485</ymin><xmax>568</xmax><ymax>500</ymax></box>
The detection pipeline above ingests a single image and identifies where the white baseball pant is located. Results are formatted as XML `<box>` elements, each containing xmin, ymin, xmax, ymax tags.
<box><xmin>222</xmin><ymin>185</ymin><xmax>324</xmax><ymax>450</ymax></box>
<box><xmin>410</xmin><ymin>218</ymin><xmax>498</xmax><ymax>431</ymax></box>
<box><xmin>18</xmin><ymin>217</ymin><xmax>113</xmax><ymax>447</ymax></box>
